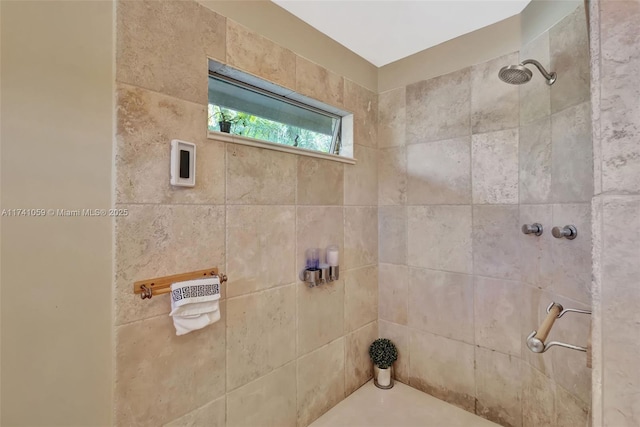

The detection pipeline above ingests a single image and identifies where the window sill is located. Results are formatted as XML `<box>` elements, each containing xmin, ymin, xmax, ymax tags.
<box><xmin>207</xmin><ymin>131</ymin><xmax>357</xmax><ymax>165</ymax></box>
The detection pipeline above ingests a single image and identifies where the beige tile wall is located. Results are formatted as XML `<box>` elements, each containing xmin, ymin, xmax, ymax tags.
<box><xmin>114</xmin><ymin>2</ymin><xmax>610</xmax><ymax>426</ymax></box>
<box><xmin>114</xmin><ymin>1</ymin><xmax>377</xmax><ymax>425</ymax></box>
<box><xmin>377</xmin><ymin>4</ymin><xmax>591</xmax><ymax>427</ymax></box>
<box><xmin>590</xmin><ymin>1</ymin><xmax>640</xmax><ymax>426</ymax></box>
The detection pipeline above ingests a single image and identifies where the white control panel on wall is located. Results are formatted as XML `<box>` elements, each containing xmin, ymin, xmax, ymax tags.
<box><xmin>170</xmin><ymin>140</ymin><xmax>196</xmax><ymax>187</ymax></box>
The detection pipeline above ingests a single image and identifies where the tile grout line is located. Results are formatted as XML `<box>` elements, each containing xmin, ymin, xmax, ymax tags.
<box><xmin>468</xmin><ymin>72</ymin><xmax>479</xmax><ymax>415</ymax></box>
<box><xmin>403</xmin><ymin>137</ymin><xmax>411</xmax><ymax>388</ymax></box>
<box><xmin>342</xmin><ymin>203</ymin><xmax>348</xmax><ymax>399</ymax></box>
<box><xmin>294</xmin><ymin>165</ymin><xmax>300</xmax><ymax>425</ymax></box>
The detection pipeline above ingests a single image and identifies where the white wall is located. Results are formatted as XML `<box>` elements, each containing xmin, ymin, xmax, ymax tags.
<box><xmin>378</xmin><ymin>0</ymin><xmax>582</xmax><ymax>92</ymax></box>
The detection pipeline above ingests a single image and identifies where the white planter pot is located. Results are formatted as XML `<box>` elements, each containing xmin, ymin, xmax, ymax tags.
<box><xmin>374</xmin><ymin>365</ymin><xmax>393</xmax><ymax>389</ymax></box>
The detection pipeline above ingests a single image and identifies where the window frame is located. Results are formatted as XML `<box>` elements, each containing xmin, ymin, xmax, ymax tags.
<box><xmin>206</xmin><ymin>59</ymin><xmax>355</xmax><ymax>165</ymax></box>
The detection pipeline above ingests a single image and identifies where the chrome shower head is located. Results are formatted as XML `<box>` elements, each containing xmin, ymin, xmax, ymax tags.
<box><xmin>498</xmin><ymin>59</ymin><xmax>556</xmax><ymax>85</ymax></box>
<box><xmin>499</xmin><ymin>65</ymin><xmax>532</xmax><ymax>85</ymax></box>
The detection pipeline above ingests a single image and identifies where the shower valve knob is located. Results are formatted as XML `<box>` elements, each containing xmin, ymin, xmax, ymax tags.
<box><xmin>522</xmin><ymin>223</ymin><xmax>543</xmax><ymax>236</ymax></box>
<box><xmin>552</xmin><ymin>225</ymin><xmax>577</xmax><ymax>240</ymax></box>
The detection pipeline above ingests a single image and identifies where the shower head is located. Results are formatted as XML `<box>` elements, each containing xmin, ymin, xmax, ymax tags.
<box><xmin>498</xmin><ymin>65</ymin><xmax>533</xmax><ymax>85</ymax></box>
<box><xmin>498</xmin><ymin>59</ymin><xmax>556</xmax><ymax>85</ymax></box>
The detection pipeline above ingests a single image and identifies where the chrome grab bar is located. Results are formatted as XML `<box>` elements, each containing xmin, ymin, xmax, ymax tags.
<box><xmin>526</xmin><ymin>302</ymin><xmax>591</xmax><ymax>354</ymax></box>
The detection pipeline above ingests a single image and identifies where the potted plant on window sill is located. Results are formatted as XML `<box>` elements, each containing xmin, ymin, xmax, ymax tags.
<box><xmin>213</xmin><ymin>110</ymin><xmax>245</xmax><ymax>134</ymax></box>
<box><xmin>369</xmin><ymin>338</ymin><xmax>398</xmax><ymax>389</ymax></box>
<box><xmin>215</xmin><ymin>111</ymin><xmax>234</xmax><ymax>133</ymax></box>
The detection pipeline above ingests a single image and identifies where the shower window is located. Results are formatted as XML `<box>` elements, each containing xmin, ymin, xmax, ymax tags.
<box><xmin>207</xmin><ymin>60</ymin><xmax>352</xmax><ymax>161</ymax></box>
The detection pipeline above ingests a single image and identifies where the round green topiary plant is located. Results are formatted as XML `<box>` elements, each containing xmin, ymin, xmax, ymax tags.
<box><xmin>369</xmin><ymin>338</ymin><xmax>398</xmax><ymax>369</ymax></box>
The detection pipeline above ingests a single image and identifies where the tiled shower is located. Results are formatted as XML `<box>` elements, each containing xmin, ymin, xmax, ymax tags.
<box><xmin>115</xmin><ymin>1</ymin><xmax>378</xmax><ymax>425</ymax></box>
<box><xmin>2</xmin><ymin>0</ymin><xmax>639</xmax><ymax>425</ymax></box>
<box><xmin>378</xmin><ymin>6</ymin><xmax>591</xmax><ymax>427</ymax></box>
<box><xmin>110</xmin><ymin>1</ymin><xmax>638</xmax><ymax>426</ymax></box>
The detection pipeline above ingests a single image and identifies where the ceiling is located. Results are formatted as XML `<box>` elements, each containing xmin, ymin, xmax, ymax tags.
<box><xmin>271</xmin><ymin>0</ymin><xmax>531</xmax><ymax>67</ymax></box>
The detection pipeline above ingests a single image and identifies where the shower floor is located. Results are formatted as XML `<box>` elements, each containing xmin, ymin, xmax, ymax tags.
<box><xmin>309</xmin><ymin>380</ymin><xmax>499</xmax><ymax>427</ymax></box>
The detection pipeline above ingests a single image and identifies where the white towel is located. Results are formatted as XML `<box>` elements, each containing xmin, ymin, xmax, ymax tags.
<box><xmin>169</xmin><ymin>277</ymin><xmax>220</xmax><ymax>336</ymax></box>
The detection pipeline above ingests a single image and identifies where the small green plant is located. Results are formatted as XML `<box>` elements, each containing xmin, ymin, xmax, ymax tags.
<box><xmin>209</xmin><ymin>106</ymin><xmax>247</xmax><ymax>133</ymax></box>
<box><xmin>369</xmin><ymin>338</ymin><xmax>398</xmax><ymax>369</ymax></box>
<box><xmin>214</xmin><ymin>109</ymin><xmax>241</xmax><ymax>124</ymax></box>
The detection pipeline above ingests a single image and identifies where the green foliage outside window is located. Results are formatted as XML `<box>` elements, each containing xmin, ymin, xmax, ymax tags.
<box><xmin>208</xmin><ymin>104</ymin><xmax>333</xmax><ymax>153</ymax></box>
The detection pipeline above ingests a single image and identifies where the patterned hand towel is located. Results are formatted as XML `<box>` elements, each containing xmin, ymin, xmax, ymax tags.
<box><xmin>169</xmin><ymin>277</ymin><xmax>220</xmax><ymax>336</ymax></box>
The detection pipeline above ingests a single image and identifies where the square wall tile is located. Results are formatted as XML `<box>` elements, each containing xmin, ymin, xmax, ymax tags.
<box><xmin>296</xmin><ymin>206</ymin><xmax>344</xmax><ymax>272</ymax></box>
<box><xmin>297</xmin><ymin>339</ymin><xmax>345</xmax><ymax>427</ymax></box>
<box><xmin>115</xmin><ymin>310</ymin><xmax>225</xmax><ymax>426</ymax></box>
<box><xmin>116</xmin><ymin>84</ymin><xmax>225</xmax><ymax>205</ymax></box>
<box><xmin>378</xmin><ymin>87</ymin><xmax>406</xmax><ymax>148</ymax></box>
<box><xmin>344</xmin><ymin>207</ymin><xmax>378</xmax><ymax>270</ymax></box>
<box><xmin>115</xmin><ymin>205</ymin><xmax>225</xmax><ymax>325</ymax></box>
<box><xmin>378</xmin><ymin>264</ymin><xmax>408</xmax><ymax>326</ymax></box>
<box><xmin>407</xmin><ymin>137</ymin><xmax>471</xmax><ymax>205</ymax></box>
<box><xmin>227</xmin><ymin>286</ymin><xmax>296</xmax><ymax>390</ymax></box>
<box><xmin>407</xmin><ymin>205</ymin><xmax>472</xmax><ymax>274</ymax></box>
<box><xmin>345</xmin><ymin>322</ymin><xmax>378</xmax><ymax>395</ymax></box>
<box><xmin>550</xmin><ymin>102</ymin><xmax>593</xmax><ymax>203</ymax></box>
<box><xmin>550</xmin><ymin>203</ymin><xmax>591</xmax><ymax>304</ymax></box>
<box><xmin>602</xmin><ymin>339</ymin><xmax>640</xmax><ymax>426</ymax></box>
<box><xmin>602</xmin><ymin>197</ymin><xmax>640</xmax><ymax>291</ymax></box>
<box><xmin>555</xmin><ymin>385</ymin><xmax>589</xmax><ymax>427</ymax></box>
<box><xmin>409</xmin><ymin>330</ymin><xmax>476</xmax><ymax>412</ymax></box>
<box><xmin>378</xmin><ymin>320</ymin><xmax>409</xmax><ymax>384</ymax></box>
<box><xmin>295</xmin><ymin>56</ymin><xmax>344</xmax><ymax>108</ymax></box>
<box><xmin>519</xmin><ymin>116</ymin><xmax>552</xmax><ymax>204</ymax></box>
<box><xmin>226</xmin><ymin>20</ymin><xmax>296</xmax><ymax>90</ymax></box>
<box><xmin>344</xmin><ymin>80</ymin><xmax>378</xmax><ymax>149</ymax></box>
<box><xmin>227</xmin><ymin>363</ymin><xmax>297</xmax><ymax>427</ymax></box>
<box><xmin>474</xmin><ymin>276</ymin><xmax>522</xmax><ymax>355</ymax></box>
<box><xmin>165</xmin><ymin>396</ymin><xmax>225</xmax><ymax>427</ymax></box>
<box><xmin>298</xmin><ymin>280</ymin><xmax>344</xmax><ymax>356</ymax></box>
<box><xmin>227</xmin><ymin>206</ymin><xmax>295</xmax><ymax>298</ymax></box>
<box><xmin>408</xmin><ymin>268</ymin><xmax>474</xmax><ymax>344</ymax></box>
<box><xmin>344</xmin><ymin>144</ymin><xmax>378</xmax><ymax>206</ymax></box>
<box><xmin>522</xmin><ymin>364</ymin><xmax>556</xmax><ymax>427</ymax></box>
<box><xmin>472</xmin><ymin>128</ymin><xmax>519</xmax><ymax>204</ymax></box>
<box><xmin>600</xmin><ymin>1</ymin><xmax>640</xmax><ymax>194</ymax></box>
<box><xmin>520</xmin><ymin>32</ymin><xmax>551</xmax><ymax>125</ymax></box>
<box><xmin>475</xmin><ymin>348</ymin><xmax>522</xmax><ymax>427</ymax></box>
<box><xmin>602</xmin><ymin>281</ymin><xmax>640</xmax><ymax>355</ymax></box>
<box><xmin>471</xmin><ymin>52</ymin><xmax>519</xmax><ymax>134</ymax></box>
<box><xmin>601</xmin><ymin>103</ymin><xmax>640</xmax><ymax>194</ymax></box>
<box><xmin>344</xmin><ymin>266</ymin><xmax>378</xmax><ymax>333</ymax></box>
<box><xmin>116</xmin><ymin>0</ymin><xmax>225</xmax><ymax>104</ymax></box>
<box><xmin>378</xmin><ymin>146</ymin><xmax>407</xmax><ymax>206</ymax></box>
<box><xmin>378</xmin><ymin>206</ymin><xmax>407</xmax><ymax>265</ymax></box>
<box><xmin>550</xmin><ymin>3</ymin><xmax>590</xmax><ymax>114</ymax></box>
<box><xmin>406</xmin><ymin>68</ymin><xmax>471</xmax><ymax>144</ymax></box>
<box><xmin>227</xmin><ymin>144</ymin><xmax>296</xmax><ymax>205</ymax></box>
<box><xmin>473</xmin><ymin>205</ymin><xmax>520</xmax><ymax>281</ymax></box>
<box><xmin>518</xmin><ymin>204</ymin><xmax>553</xmax><ymax>288</ymax></box>
<box><xmin>297</xmin><ymin>157</ymin><xmax>344</xmax><ymax>205</ymax></box>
